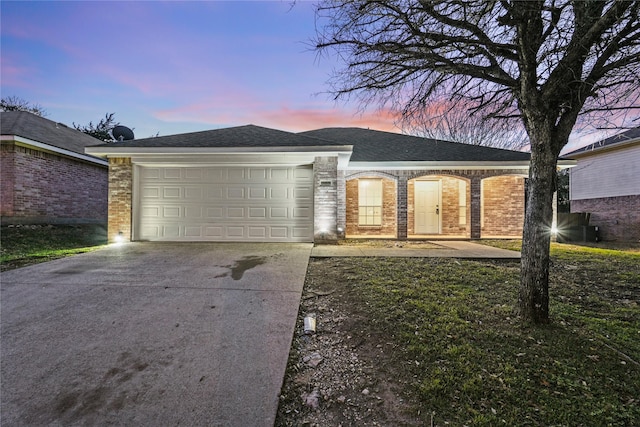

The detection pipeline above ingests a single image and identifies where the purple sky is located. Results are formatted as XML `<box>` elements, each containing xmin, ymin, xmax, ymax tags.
<box><xmin>0</xmin><ymin>1</ymin><xmax>623</xmax><ymax>151</ymax></box>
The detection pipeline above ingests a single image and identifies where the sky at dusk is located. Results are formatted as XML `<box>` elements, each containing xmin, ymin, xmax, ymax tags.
<box><xmin>2</xmin><ymin>1</ymin><xmax>400</xmax><ymax>138</ymax></box>
<box><xmin>0</xmin><ymin>1</ymin><xmax>626</xmax><ymax>151</ymax></box>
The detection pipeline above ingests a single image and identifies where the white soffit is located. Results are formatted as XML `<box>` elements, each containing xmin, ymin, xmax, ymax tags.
<box><xmin>346</xmin><ymin>160</ymin><xmax>534</xmax><ymax>170</ymax></box>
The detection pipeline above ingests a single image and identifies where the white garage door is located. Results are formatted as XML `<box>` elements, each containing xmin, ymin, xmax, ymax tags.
<box><xmin>136</xmin><ymin>165</ymin><xmax>314</xmax><ymax>242</ymax></box>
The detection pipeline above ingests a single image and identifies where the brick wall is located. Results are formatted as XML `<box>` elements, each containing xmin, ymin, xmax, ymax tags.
<box><xmin>482</xmin><ymin>175</ymin><xmax>525</xmax><ymax>237</ymax></box>
<box><xmin>1</xmin><ymin>143</ymin><xmax>107</xmax><ymax>224</ymax></box>
<box><xmin>345</xmin><ymin>176</ymin><xmax>397</xmax><ymax>237</ymax></box>
<box><xmin>340</xmin><ymin>169</ymin><xmax>526</xmax><ymax>240</ymax></box>
<box><xmin>313</xmin><ymin>156</ymin><xmax>338</xmax><ymax>242</ymax></box>
<box><xmin>571</xmin><ymin>195</ymin><xmax>640</xmax><ymax>242</ymax></box>
<box><xmin>1</xmin><ymin>144</ymin><xmax>15</xmax><ymax>216</ymax></box>
<box><xmin>108</xmin><ymin>158</ymin><xmax>133</xmax><ymax>242</ymax></box>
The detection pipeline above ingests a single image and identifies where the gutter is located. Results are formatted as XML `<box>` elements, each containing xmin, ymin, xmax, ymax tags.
<box><xmin>1</xmin><ymin>135</ymin><xmax>109</xmax><ymax>166</ymax></box>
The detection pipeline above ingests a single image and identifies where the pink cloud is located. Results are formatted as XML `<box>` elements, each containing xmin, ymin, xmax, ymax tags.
<box><xmin>261</xmin><ymin>106</ymin><xmax>401</xmax><ymax>132</ymax></box>
<box><xmin>0</xmin><ymin>55</ymin><xmax>40</xmax><ymax>90</ymax></box>
<box><xmin>152</xmin><ymin>99</ymin><xmax>402</xmax><ymax>134</ymax></box>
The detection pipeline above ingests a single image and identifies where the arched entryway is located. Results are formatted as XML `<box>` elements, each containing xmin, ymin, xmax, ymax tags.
<box><xmin>408</xmin><ymin>175</ymin><xmax>470</xmax><ymax>238</ymax></box>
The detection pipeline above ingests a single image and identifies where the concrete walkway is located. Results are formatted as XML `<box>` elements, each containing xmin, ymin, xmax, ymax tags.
<box><xmin>1</xmin><ymin>243</ymin><xmax>312</xmax><ymax>427</ymax></box>
<box><xmin>311</xmin><ymin>240</ymin><xmax>520</xmax><ymax>259</ymax></box>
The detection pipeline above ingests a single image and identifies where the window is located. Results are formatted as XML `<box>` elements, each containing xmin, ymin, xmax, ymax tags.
<box><xmin>358</xmin><ymin>179</ymin><xmax>382</xmax><ymax>225</ymax></box>
<box><xmin>458</xmin><ymin>180</ymin><xmax>467</xmax><ymax>226</ymax></box>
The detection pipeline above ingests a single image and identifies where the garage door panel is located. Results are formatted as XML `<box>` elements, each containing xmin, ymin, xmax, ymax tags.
<box><xmin>164</xmin><ymin>206</ymin><xmax>180</xmax><ymax>218</ymax></box>
<box><xmin>163</xmin><ymin>225</ymin><xmax>180</xmax><ymax>238</ymax></box>
<box><xmin>184</xmin><ymin>187</ymin><xmax>203</xmax><ymax>200</ymax></box>
<box><xmin>249</xmin><ymin>187</ymin><xmax>267</xmax><ymax>199</ymax></box>
<box><xmin>142</xmin><ymin>207</ymin><xmax>160</xmax><ymax>218</ymax></box>
<box><xmin>249</xmin><ymin>207</ymin><xmax>267</xmax><ymax>219</ymax></box>
<box><xmin>204</xmin><ymin>226</ymin><xmax>223</xmax><ymax>238</ymax></box>
<box><xmin>185</xmin><ymin>169</ymin><xmax>202</xmax><ymax>179</ymax></box>
<box><xmin>142</xmin><ymin>168</ymin><xmax>160</xmax><ymax>179</ymax></box>
<box><xmin>293</xmin><ymin>186</ymin><xmax>313</xmax><ymax>200</ymax></box>
<box><xmin>206</xmin><ymin>208</ymin><xmax>223</xmax><ymax>219</ymax></box>
<box><xmin>227</xmin><ymin>188</ymin><xmax>245</xmax><ymax>199</ymax></box>
<box><xmin>137</xmin><ymin>165</ymin><xmax>314</xmax><ymax>242</ymax></box>
<box><xmin>163</xmin><ymin>187</ymin><xmax>181</xmax><ymax>198</ymax></box>
<box><xmin>163</xmin><ymin>168</ymin><xmax>182</xmax><ymax>179</ymax></box>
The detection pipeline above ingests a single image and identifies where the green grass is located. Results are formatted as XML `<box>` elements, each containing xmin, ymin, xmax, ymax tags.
<box><xmin>303</xmin><ymin>244</ymin><xmax>640</xmax><ymax>425</ymax></box>
<box><xmin>1</xmin><ymin>224</ymin><xmax>107</xmax><ymax>271</ymax></box>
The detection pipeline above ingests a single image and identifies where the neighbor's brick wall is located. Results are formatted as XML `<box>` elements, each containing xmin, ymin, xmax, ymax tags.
<box><xmin>482</xmin><ymin>175</ymin><xmax>525</xmax><ymax>237</ymax></box>
<box><xmin>345</xmin><ymin>176</ymin><xmax>397</xmax><ymax>237</ymax></box>
<box><xmin>108</xmin><ymin>158</ymin><xmax>133</xmax><ymax>242</ymax></box>
<box><xmin>0</xmin><ymin>143</ymin><xmax>107</xmax><ymax>223</ymax></box>
<box><xmin>571</xmin><ymin>195</ymin><xmax>640</xmax><ymax>242</ymax></box>
<box><xmin>1</xmin><ymin>143</ymin><xmax>16</xmax><ymax>216</ymax></box>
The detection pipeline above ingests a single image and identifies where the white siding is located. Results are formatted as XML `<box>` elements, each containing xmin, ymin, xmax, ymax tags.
<box><xmin>569</xmin><ymin>143</ymin><xmax>640</xmax><ymax>201</ymax></box>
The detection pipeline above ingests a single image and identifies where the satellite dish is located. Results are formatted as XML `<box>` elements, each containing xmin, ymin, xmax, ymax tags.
<box><xmin>111</xmin><ymin>125</ymin><xmax>135</xmax><ymax>141</ymax></box>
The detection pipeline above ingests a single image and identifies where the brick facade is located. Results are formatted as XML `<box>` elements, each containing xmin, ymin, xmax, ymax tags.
<box><xmin>341</xmin><ymin>169</ymin><xmax>526</xmax><ymax>240</ymax></box>
<box><xmin>313</xmin><ymin>156</ymin><xmax>339</xmax><ymax>242</ymax></box>
<box><xmin>99</xmin><ymin>154</ymin><xmax>526</xmax><ymax>243</ymax></box>
<box><xmin>571</xmin><ymin>195</ymin><xmax>640</xmax><ymax>242</ymax></box>
<box><xmin>345</xmin><ymin>174</ymin><xmax>397</xmax><ymax>237</ymax></box>
<box><xmin>0</xmin><ymin>143</ymin><xmax>107</xmax><ymax>224</ymax></box>
<box><xmin>481</xmin><ymin>175</ymin><xmax>526</xmax><ymax>237</ymax></box>
<box><xmin>108</xmin><ymin>158</ymin><xmax>133</xmax><ymax>242</ymax></box>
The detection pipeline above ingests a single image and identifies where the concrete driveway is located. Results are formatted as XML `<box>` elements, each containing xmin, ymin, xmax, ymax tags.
<box><xmin>1</xmin><ymin>242</ymin><xmax>312</xmax><ymax>426</ymax></box>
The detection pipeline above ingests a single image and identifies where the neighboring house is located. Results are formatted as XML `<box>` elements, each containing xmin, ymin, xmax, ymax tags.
<box><xmin>1</xmin><ymin>111</ymin><xmax>109</xmax><ymax>225</ymax></box>
<box><xmin>565</xmin><ymin>127</ymin><xmax>640</xmax><ymax>242</ymax></box>
<box><xmin>86</xmin><ymin>125</ymin><xmax>565</xmax><ymax>243</ymax></box>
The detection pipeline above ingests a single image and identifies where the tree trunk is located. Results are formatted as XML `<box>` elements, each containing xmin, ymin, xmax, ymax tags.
<box><xmin>519</xmin><ymin>138</ymin><xmax>558</xmax><ymax>324</ymax></box>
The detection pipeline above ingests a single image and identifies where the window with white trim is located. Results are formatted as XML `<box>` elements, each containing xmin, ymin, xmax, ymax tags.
<box><xmin>459</xmin><ymin>180</ymin><xmax>467</xmax><ymax>226</ymax></box>
<box><xmin>358</xmin><ymin>179</ymin><xmax>383</xmax><ymax>225</ymax></box>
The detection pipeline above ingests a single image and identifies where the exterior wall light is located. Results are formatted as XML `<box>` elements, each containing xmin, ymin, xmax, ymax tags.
<box><xmin>113</xmin><ymin>231</ymin><xmax>124</xmax><ymax>244</ymax></box>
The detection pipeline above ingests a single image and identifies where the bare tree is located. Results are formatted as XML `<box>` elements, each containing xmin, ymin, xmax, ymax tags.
<box><xmin>406</xmin><ymin>99</ymin><xmax>529</xmax><ymax>149</ymax></box>
<box><xmin>314</xmin><ymin>0</ymin><xmax>640</xmax><ymax>323</ymax></box>
<box><xmin>0</xmin><ymin>96</ymin><xmax>47</xmax><ymax>117</ymax></box>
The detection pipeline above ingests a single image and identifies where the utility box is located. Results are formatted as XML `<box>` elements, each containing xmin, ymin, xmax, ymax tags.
<box><xmin>557</xmin><ymin>213</ymin><xmax>600</xmax><ymax>243</ymax></box>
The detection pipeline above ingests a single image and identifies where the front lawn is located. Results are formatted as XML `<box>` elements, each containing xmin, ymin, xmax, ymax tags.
<box><xmin>0</xmin><ymin>224</ymin><xmax>107</xmax><ymax>271</ymax></box>
<box><xmin>277</xmin><ymin>242</ymin><xmax>640</xmax><ymax>426</ymax></box>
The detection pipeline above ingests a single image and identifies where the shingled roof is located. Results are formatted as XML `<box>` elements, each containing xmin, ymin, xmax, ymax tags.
<box><xmin>1</xmin><ymin>111</ymin><xmax>104</xmax><ymax>155</ymax></box>
<box><xmin>85</xmin><ymin>123</ymin><xmax>535</xmax><ymax>165</ymax></box>
<box><xmin>91</xmin><ymin>124</ymin><xmax>345</xmax><ymax>148</ymax></box>
<box><xmin>300</xmin><ymin>127</ymin><xmax>531</xmax><ymax>162</ymax></box>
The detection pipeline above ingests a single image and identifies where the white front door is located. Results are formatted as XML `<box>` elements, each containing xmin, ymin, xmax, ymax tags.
<box><xmin>415</xmin><ymin>180</ymin><xmax>441</xmax><ymax>234</ymax></box>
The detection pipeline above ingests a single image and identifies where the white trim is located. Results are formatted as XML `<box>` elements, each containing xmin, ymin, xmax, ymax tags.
<box><xmin>124</xmin><ymin>152</ymin><xmax>347</xmax><ymax>167</ymax></box>
<box><xmin>346</xmin><ymin>161</ymin><xmax>531</xmax><ymax>170</ymax></box>
<box><xmin>346</xmin><ymin>159</ymin><xmax>574</xmax><ymax>170</ymax></box>
<box><xmin>1</xmin><ymin>135</ymin><xmax>108</xmax><ymax>166</ymax></box>
<box><xmin>85</xmin><ymin>145</ymin><xmax>353</xmax><ymax>157</ymax></box>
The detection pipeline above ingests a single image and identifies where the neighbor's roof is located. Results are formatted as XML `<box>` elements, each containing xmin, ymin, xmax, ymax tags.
<box><xmin>564</xmin><ymin>126</ymin><xmax>640</xmax><ymax>157</ymax></box>
<box><xmin>300</xmin><ymin>127</ymin><xmax>531</xmax><ymax>162</ymax></box>
<box><xmin>0</xmin><ymin>110</ymin><xmax>104</xmax><ymax>156</ymax></box>
<box><xmin>90</xmin><ymin>124</ymin><xmax>347</xmax><ymax>149</ymax></box>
